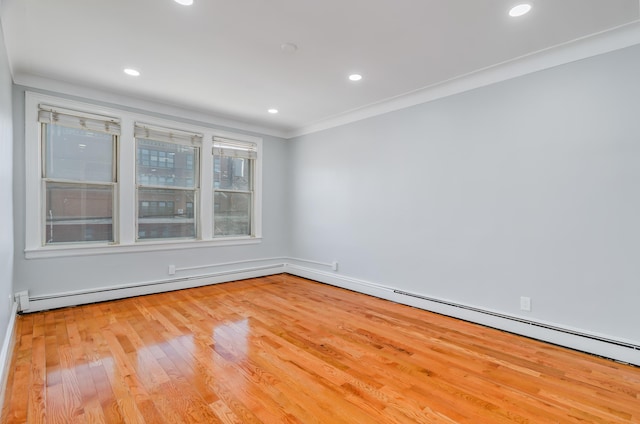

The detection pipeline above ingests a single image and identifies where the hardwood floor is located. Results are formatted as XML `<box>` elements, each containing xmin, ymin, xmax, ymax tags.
<box><xmin>1</xmin><ymin>274</ymin><xmax>639</xmax><ymax>423</ymax></box>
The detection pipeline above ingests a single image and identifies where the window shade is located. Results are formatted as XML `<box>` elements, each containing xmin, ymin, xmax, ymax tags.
<box><xmin>38</xmin><ymin>105</ymin><xmax>121</xmax><ymax>135</ymax></box>
<box><xmin>213</xmin><ymin>137</ymin><xmax>257</xmax><ymax>159</ymax></box>
<box><xmin>135</xmin><ymin>123</ymin><xmax>203</xmax><ymax>145</ymax></box>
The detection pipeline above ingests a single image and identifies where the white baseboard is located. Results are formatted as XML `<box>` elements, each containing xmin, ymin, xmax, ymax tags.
<box><xmin>13</xmin><ymin>259</ymin><xmax>639</xmax><ymax>366</ymax></box>
<box><xmin>24</xmin><ymin>264</ymin><xmax>286</xmax><ymax>313</ymax></box>
<box><xmin>20</xmin><ymin>256</ymin><xmax>337</xmax><ymax>312</ymax></box>
<box><xmin>0</xmin><ymin>301</ymin><xmax>19</xmax><ymax>414</ymax></box>
<box><xmin>285</xmin><ymin>264</ymin><xmax>640</xmax><ymax>366</ymax></box>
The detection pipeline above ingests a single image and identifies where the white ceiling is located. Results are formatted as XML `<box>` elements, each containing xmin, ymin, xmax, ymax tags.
<box><xmin>1</xmin><ymin>0</ymin><xmax>639</xmax><ymax>137</ymax></box>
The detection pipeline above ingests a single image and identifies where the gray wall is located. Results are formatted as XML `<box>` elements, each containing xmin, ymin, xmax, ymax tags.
<box><xmin>12</xmin><ymin>86</ymin><xmax>290</xmax><ymax>298</ymax></box>
<box><xmin>289</xmin><ymin>44</ymin><xmax>640</xmax><ymax>344</ymax></box>
<box><xmin>0</xmin><ymin>18</ymin><xmax>14</xmax><ymax>351</ymax></box>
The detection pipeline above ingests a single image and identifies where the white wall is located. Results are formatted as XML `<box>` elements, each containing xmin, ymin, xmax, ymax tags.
<box><xmin>12</xmin><ymin>86</ymin><xmax>290</xmax><ymax>303</ymax></box>
<box><xmin>0</xmin><ymin>12</ymin><xmax>16</xmax><ymax>387</ymax></box>
<box><xmin>289</xmin><ymin>44</ymin><xmax>640</xmax><ymax>346</ymax></box>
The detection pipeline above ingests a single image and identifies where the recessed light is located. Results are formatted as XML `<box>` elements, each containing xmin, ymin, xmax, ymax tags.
<box><xmin>123</xmin><ymin>68</ymin><xmax>140</xmax><ymax>77</ymax></box>
<box><xmin>349</xmin><ymin>74</ymin><xmax>362</xmax><ymax>82</ymax></box>
<box><xmin>268</xmin><ymin>108</ymin><xmax>279</xmax><ymax>114</ymax></box>
<box><xmin>174</xmin><ymin>0</ymin><xmax>193</xmax><ymax>5</ymax></box>
<box><xmin>509</xmin><ymin>4</ymin><xmax>531</xmax><ymax>17</ymax></box>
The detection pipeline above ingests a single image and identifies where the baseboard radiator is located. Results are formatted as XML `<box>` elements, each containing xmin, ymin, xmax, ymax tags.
<box><xmin>394</xmin><ymin>289</ymin><xmax>640</xmax><ymax>351</ymax></box>
<box><xmin>15</xmin><ymin>258</ymin><xmax>639</xmax><ymax>365</ymax></box>
<box><xmin>30</xmin><ymin>265</ymin><xmax>281</xmax><ymax>302</ymax></box>
<box><xmin>22</xmin><ymin>263</ymin><xmax>286</xmax><ymax>313</ymax></box>
<box><xmin>21</xmin><ymin>257</ymin><xmax>330</xmax><ymax>312</ymax></box>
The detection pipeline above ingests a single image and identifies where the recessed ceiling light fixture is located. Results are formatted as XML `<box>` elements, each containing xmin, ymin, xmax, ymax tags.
<box><xmin>174</xmin><ymin>0</ymin><xmax>193</xmax><ymax>5</ymax></box>
<box><xmin>509</xmin><ymin>3</ymin><xmax>532</xmax><ymax>17</ymax></box>
<box><xmin>349</xmin><ymin>74</ymin><xmax>362</xmax><ymax>81</ymax></box>
<box><xmin>268</xmin><ymin>108</ymin><xmax>279</xmax><ymax>114</ymax></box>
<box><xmin>123</xmin><ymin>68</ymin><xmax>140</xmax><ymax>76</ymax></box>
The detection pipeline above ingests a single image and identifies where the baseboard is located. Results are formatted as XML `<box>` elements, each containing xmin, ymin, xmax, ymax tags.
<box><xmin>14</xmin><ymin>259</ymin><xmax>639</xmax><ymax>366</ymax></box>
<box><xmin>285</xmin><ymin>264</ymin><xmax>640</xmax><ymax>366</ymax></box>
<box><xmin>24</xmin><ymin>264</ymin><xmax>286</xmax><ymax>312</ymax></box>
<box><xmin>0</xmin><ymin>301</ymin><xmax>19</xmax><ymax>414</ymax></box>
<box><xmin>18</xmin><ymin>257</ymin><xmax>338</xmax><ymax>313</ymax></box>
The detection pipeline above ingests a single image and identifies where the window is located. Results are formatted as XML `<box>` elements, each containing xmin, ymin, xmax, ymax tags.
<box><xmin>213</xmin><ymin>138</ymin><xmax>256</xmax><ymax>236</ymax></box>
<box><xmin>25</xmin><ymin>92</ymin><xmax>263</xmax><ymax>258</ymax></box>
<box><xmin>39</xmin><ymin>106</ymin><xmax>119</xmax><ymax>244</ymax></box>
<box><xmin>135</xmin><ymin>124</ymin><xmax>201</xmax><ymax>240</ymax></box>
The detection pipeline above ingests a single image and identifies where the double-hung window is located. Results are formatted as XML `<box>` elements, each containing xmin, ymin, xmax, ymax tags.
<box><xmin>39</xmin><ymin>106</ymin><xmax>119</xmax><ymax>244</ymax></box>
<box><xmin>135</xmin><ymin>124</ymin><xmax>201</xmax><ymax>240</ymax></box>
<box><xmin>26</xmin><ymin>92</ymin><xmax>263</xmax><ymax>258</ymax></box>
<box><xmin>213</xmin><ymin>138</ymin><xmax>256</xmax><ymax>237</ymax></box>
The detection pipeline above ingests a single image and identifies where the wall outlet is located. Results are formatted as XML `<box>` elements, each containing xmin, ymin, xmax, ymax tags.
<box><xmin>331</xmin><ymin>261</ymin><xmax>338</xmax><ymax>271</ymax></box>
<box><xmin>520</xmin><ymin>296</ymin><xmax>531</xmax><ymax>311</ymax></box>
<box><xmin>168</xmin><ymin>265</ymin><xmax>176</xmax><ymax>275</ymax></box>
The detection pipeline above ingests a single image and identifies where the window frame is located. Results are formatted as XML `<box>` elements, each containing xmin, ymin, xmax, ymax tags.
<box><xmin>40</xmin><ymin>112</ymin><xmax>120</xmax><ymax>245</ymax></box>
<box><xmin>213</xmin><ymin>138</ymin><xmax>257</xmax><ymax>237</ymax></box>
<box><xmin>25</xmin><ymin>92</ymin><xmax>263</xmax><ymax>259</ymax></box>
<box><xmin>135</xmin><ymin>126</ymin><xmax>202</xmax><ymax>241</ymax></box>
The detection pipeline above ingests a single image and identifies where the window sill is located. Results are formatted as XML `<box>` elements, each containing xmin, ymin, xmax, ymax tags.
<box><xmin>24</xmin><ymin>237</ymin><xmax>262</xmax><ymax>259</ymax></box>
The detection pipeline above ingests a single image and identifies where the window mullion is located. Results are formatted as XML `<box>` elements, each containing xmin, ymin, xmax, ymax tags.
<box><xmin>119</xmin><ymin>117</ymin><xmax>136</xmax><ymax>244</ymax></box>
<box><xmin>200</xmin><ymin>135</ymin><xmax>213</xmax><ymax>240</ymax></box>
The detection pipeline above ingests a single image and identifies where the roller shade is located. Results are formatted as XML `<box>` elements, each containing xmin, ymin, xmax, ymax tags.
<box><xmin>38</xmin><ymin>105</ymin><xmax>120</xmax><ymax>135</ymax></box>
<box><xmin>135</xmin><ymin>123</ymin><xmax>203</xmax><ymax>145</ymax></box>
<box><xmin>213</xmin><ymin>137</ymin><xmax>257</xmax><ymax>159</ymax></box>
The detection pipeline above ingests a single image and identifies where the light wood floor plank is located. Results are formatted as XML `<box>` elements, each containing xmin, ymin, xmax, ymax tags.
<box><xmin>2</xmin><ymin>274</ymin><xmax>639</xmax><ymax>423</ymax></box>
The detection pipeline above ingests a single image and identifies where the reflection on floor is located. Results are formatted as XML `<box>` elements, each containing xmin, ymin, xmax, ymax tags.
<box><xmin>2</xmin><ymin>274</ymin><xmax>639</xmax><ymax>423</ymax></box>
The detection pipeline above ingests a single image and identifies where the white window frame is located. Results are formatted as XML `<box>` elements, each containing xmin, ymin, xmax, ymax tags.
<box><xmin>213</xmin><ymin>137</ymin><xmax>258</xmax><ymax>238</ymax></box>
<box><xmin>25</xmin><ymin>92</ymin><xmax>262</xmax><ymax>259</ymax></box>
<box><xmin>38</xmin><ymin>104</ymin><xmax>120</xmax><ymax>246</ymax></box>
<box><xmin>135</xmin><ymin>123</ymin><xmax>202</xmax><ymax>242</ymax></box>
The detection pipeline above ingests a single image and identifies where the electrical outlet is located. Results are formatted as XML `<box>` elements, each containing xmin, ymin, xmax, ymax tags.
<box><xmin>331</xmin><ymin>261</ymin><xmax>338</xmax><ymax>271</ymax></box>
<box><xmin>520</xmin><ymin>296</ymin><xmax>531</xmax><ymax>311</ymax></box>
<box><xmin>168</xmin><ymin>265</ymin><xmax>176</xmax><ymax>275</ymax></box>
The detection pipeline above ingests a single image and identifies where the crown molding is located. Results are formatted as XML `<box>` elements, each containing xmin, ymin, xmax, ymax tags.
<box><xmin>12</xmin><ymin>21</ymin><xmax>640</xmax><ymax>141</ymax></box>
<box><xmin>12</xmin><ymin>73</ymin><xmax>290</xmax><ymax>139</ymax></box>
<box><xmin>286</xmin><ymin>21</ymin><xmax>640</xmax><ymax>139</ymax></box>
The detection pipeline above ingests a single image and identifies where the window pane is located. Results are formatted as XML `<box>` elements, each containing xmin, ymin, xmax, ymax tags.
<box><xmin>214</xmin><ymin>192</ymin><xmax>251</xmax><ymax>236</ymax></box>
<box><xmin>214</xmin><ymin>156</ymin><xmax>251</xmax><ymax>191</ymax></box>
<box><xmin>138</xmin><ymin>188</ymin><xmax>196</xmax><ymax>240</ymax></box>
<box><xmin>44</xmin><ymin>124</ymin><xmax>115</xmax><ymax>182</ymax></box>
<box><xmin>136</xmin><ymin>139</ymin><xmax>197</xmax><ymax>188</ymax></box>
<box><xmin>45</xmin><ymin>182</ymin><xmax>113</xmax><ymax>243</ymax></box>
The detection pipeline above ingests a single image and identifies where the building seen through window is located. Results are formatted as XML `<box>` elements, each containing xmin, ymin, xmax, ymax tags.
<box><xmin>213</xmin><ymin>139</ymin><xmax>255</xmax><ymax>236</ymax></box>
<box><xmin>135</xmin><ymin>132</ymin><xmax>200</xmax><ymax>240</ymax></box>
<box><xmin>41</xmin><ymin>112</ymin><xmax>118</xmax><ymax>244</ymax></box>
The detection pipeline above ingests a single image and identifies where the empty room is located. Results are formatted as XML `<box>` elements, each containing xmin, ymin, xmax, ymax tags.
<box><xmin>1</xmin><ymin>0</ymin><xmax>639</xmax><ymax>422</ymax></box>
